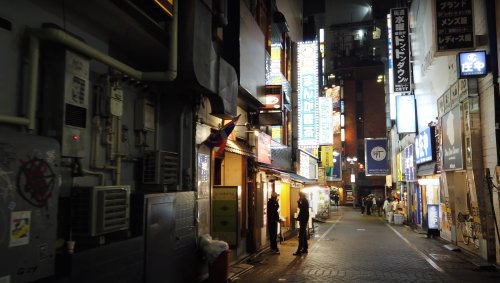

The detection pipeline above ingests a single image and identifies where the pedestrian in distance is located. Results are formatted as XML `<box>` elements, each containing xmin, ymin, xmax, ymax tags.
<box><xmin>361</xmin><ymin>196</ymin><xmax>366</xmax><ymax>214</ymax></box>
<box><xmin>267</xmin><ymin>191</ymin><xmax>280</xmax><ymax>254</ymax></box>
<box><xmin>372</xmin><ymin>196</ymin><xmax>377</xmax><ymax>215</ymax></box>
<box><xmin>376</xmin><ymin>197</ymin><xmax>384</xmax><ymax>216</ymax></box>
<box><xmin>294</xmin><ymin>191</ymin><xmax>309</xmax><ymax>256</ymax></box>
<box><xmin>333</xmin><ymin>194</ymin><xmax>339</xmax><ymax>207</ymax></box>
<box><xmin>366</xmin><ymin>196</ymin><xmax>372</xmax><ymax>215</ymax></box>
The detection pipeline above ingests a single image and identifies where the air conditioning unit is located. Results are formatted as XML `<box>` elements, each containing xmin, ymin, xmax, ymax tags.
<box><xmin>142</xmin><ymin>151</ymin><xmax>179</xmax><ymax>191</ymax></box>
<box><xmin>71</xmin><ymin>186</ymin><xmax>130</xmax><ymax>236</ymax></box>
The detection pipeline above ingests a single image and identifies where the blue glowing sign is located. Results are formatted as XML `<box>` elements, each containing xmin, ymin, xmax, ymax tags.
<box><xmin>415</xmin><ymin>127</ymin><xmax>436</xmax><ymax>165</ymax></box>
<box><xmin>458</xmin><ymin>51</ymin><xmax>487</xmax><ymax>78</ymax></box>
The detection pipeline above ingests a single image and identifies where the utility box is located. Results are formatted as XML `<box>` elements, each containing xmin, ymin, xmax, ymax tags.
<box><xmin>0</xmin><ymin>131</ymin><xmax>60</xmax><ymax>283</ymax></box>
<box><xmin>71</xmin><ymin>185</ymin><xmax>130</xmax><ymax>236</ymax></box>
<box><xmin>142</xmin><ymin>151</ymin><xmax>179</xmax><ymax>191</ymax></box>
<box><xmin>40</xmin><ymin>46</ymin><xmax>90</xmax><ymax>158</ymax></box>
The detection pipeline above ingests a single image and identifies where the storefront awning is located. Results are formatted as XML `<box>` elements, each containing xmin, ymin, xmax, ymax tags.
<box><xmin>257</xmin><ymin>164</ymin><xmax>317</xmax><ymax>185</ymax></box>
<box><xmin>417</xmin><ymin>162</ymin><xmax>437</xmax><ymax>176</ymax></box>
<box><xmin>289</xmin><ymin>172</ymin><xmax>317</xmax><ymax>185</ymax></box>
<box><xmin>225</xmin><ymin>139</ymin><xmax>256</xmax><ymax>158</ymax></box>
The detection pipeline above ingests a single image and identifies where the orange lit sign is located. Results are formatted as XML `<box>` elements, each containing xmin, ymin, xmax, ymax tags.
<box><xmin>154</xmin><ymin>0</ymin><xmax>174</xmax><ymax>17</ymax></box>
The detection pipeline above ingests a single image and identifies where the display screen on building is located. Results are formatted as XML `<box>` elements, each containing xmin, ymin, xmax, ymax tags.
<box><xmin>458</xmin><ymin>51</ymin><xmax>487</xmax><ymax>78</ymax></box>
<box><xmin>297</xmin><ymin>41</ymin><xmax>319</xmax><ymax>148</ymax></box>
<box><xmin>415</xmin><ymin>127</ymin><xmax>436</xmax><ymax>165</ymax></box>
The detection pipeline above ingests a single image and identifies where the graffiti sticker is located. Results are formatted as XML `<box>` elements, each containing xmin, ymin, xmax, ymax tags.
<box><xmin>17</xmin><ymin>156</ymin><xmax>56</xmax><ymax>208</ymax></box>
<box><xmin>9</xmin><ymin>210</ymin><xmax>31</xmax><ymax>247</ymax></box>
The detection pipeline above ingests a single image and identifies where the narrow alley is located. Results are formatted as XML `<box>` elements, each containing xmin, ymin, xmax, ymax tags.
<box><xmin>230</xmin><ymin>207</ymin><xmax>500</xmax><ymax>283</ymax></box>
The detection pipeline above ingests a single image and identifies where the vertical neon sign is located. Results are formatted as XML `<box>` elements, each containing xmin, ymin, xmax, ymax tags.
<box><xmin>297</xmin><ymin>41</ymin><xmax>319</xmax><ymax>148</ymax></box>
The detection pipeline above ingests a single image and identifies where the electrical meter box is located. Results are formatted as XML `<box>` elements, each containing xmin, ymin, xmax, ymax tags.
<box><xmin>41</xmin><ymin>47</ymin><xmax>90</xmax><ymax>158</ymax></box>
<box><xmin>0</xmin><ymin>131</ymin><xmax>60</xmax><ymax>282</ymax></box>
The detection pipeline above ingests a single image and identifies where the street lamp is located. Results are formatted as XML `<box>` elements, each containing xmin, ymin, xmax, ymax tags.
<box><xmin>346</xmin><ymin>156</ymin><xmax>357</xmax><ymax>207</ymax></box>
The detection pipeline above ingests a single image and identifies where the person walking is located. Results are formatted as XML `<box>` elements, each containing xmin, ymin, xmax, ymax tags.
<box><xmin>267</xmin><ymin>191</ymin><xmax>280</xmax><ymax>254</ymax></box>
<box><xmin>294</xmin><ymin>191</ymin><xmax>309</xmax><ymax>256</ymax></box>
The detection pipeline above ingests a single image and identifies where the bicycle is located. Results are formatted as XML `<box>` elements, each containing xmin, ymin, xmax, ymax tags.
<box><xmin>457</xmin><ymin>211</ymin><xmax>480</xmax><ymax>249</ymax></box>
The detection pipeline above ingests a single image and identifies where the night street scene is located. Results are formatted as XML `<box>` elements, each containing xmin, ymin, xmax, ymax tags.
<box><xmin>1</xmin><ymin>0</ymin><xmax>500</xmax><ymax>282</ymax></box>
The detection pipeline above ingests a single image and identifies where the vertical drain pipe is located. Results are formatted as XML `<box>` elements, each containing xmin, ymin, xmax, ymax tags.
<box><xmin>27</xmin><ymin>35</ymin><xmax>40</xmax><ymax>130</ymax></box>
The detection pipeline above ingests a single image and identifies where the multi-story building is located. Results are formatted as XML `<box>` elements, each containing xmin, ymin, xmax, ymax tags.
<box><xmin>389</xmin><ymin>0</ymin><xmax>500</xmax><ymax>264</ymax></box>
<box><xmin>0</xmin><ymin>0</ymin><xmax>306</xmax><ymax>282</ymax></box>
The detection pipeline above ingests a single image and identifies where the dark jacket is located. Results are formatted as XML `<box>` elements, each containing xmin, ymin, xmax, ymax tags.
<box><xmin>297</xmin><ymin>198</ymin><xmax>309</xmax><ymax>224</ymax></box>
<box><xmin>267</xmin><ymin>198</ymin><xmax>280</xmax><ymax>223</ymax></box>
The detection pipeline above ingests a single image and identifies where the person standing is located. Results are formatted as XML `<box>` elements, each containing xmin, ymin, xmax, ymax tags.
<box><xmin>376</xmin><ymin>197</ymin><xmax>384</xmax><ymax>216</ymax></box>
<box><xmin>267</xmin><ymin>192</ymin><xmax>280</xmax><ymax>254</ymax></box>
<box><xmin>361</xmin><ymin>197</ymin><xmax>366</xmax><ymax>214</ymax></box>
<box><xmin>333</xmin><ymin>194</ymin><xmax>340</xmax><ymax>207</ymax></box>
<box><xmin>294</xmin><ymin>192</ymin><xmax>309</xmax><ymax>256</ymax></box>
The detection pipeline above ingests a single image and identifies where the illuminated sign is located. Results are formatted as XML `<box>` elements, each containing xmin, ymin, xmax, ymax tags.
<box><xmin>299</xmin><ymin>151</ymin><xmax>311</xmax><ymax>178</ymax></box>
<box><xmin>428</xmin><ymin>204</ymin><xmax>439</xmax><ymax>230</ymax></box>
<box><xmin>404</xmin><ymin>144</ymin><xmax>415</xmax><ymax>182</ymax></box>
<box><xmin>396</xmin><ymin>95</ymin><xmax>416</xmax><ymax>134</ymax></box>
<box><xmin>415</xmin><ymin>127</ymin><xmax>436</xmax><ymax>165</ymax></box>
<box><xmin>319</xmin><ymin>97</ymin><xmax>333</xmax><ymax>145</ymax></box>
<box><xmin>257</xmin><ymin>132</ymin><xmax>272</xmax><ymax>164</ymax></box>
<box><xmin>297</xmin><ymin>41</ymin><xmax>319</xmax><ymax>148</ymax></box>
<box><xmin>269</xmin><ymin>44</ymin><xmax>282</xmax><ymax>84</ymax></box>
<box><xmin>263</xmin><ymin>85</ymin><xmax>283</xmax><ymax>110</ymax></box>
<box><xmin>390</xmin><ymin>7</ymin><xmax>411</xmax><ymax>93</ymax></box>
<box><xmin>365</xmin><ymin>138</ymin><xmax>389</xmax><ymax>176</ymax></box>
<box><xmin>154</xmin><ymin>0</ymin><xmax>174</xmax><ymax>17</ymax></box>
<box><xmin>458</xmin><ymin>51</ymin><xmax>487</xmax><ymax>78</ymax></box>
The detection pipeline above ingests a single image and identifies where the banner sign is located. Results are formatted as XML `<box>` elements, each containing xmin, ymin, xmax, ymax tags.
<box><xmin>257</xmin><ymin>132</ymin><xmax>272</xmax><ymax>164</ymax></box>
<box><xmin>212</xmin><ymin>186</ymin><xmax>238</xmax><ymax>246</ymax></box>
<box><xmin>297</xmin><ymin>41</ymin><xmax>319</xmax><ymax>148</ymax></box>
<box><xmin>442</xmin><ymin>105</ymin><xmax>463</xmax><ymax>171</ymax></box>
<box><xmin>365</xmin><ymin>138</ymin><xmax>389</xmax><ymax>176</ymax></box>
<box><xmin>319</xmin><ymin>97</ymin><xmax>333</xmax><ymax>145</ymax></box>
<box><xmin>390</xmin><ymin>7</ymin><xmax>411</xmax><ymax>92</ymax></box>
<box><xmin>404</xmin><ymin>144</ymin><xmax>415</xmax><ymax>182</ymax></box>
<box><xmin>415</xmin><ymin>127</ymin><xmax>436</xmax><ymax>165</ymax></box>
<box><xmin>435</xmin><ymin>0</ymin><xmax>474</xmax><ymax>52</ymax></box>
<box><xmin>428</xmin><ymin>204</ymin><xmax>439</xmax><ymax>230</ymax></box>
<box><xmin>328</xmin><ymin>151</ymin><xmax>342</xmax><ymax>180</ymax></box>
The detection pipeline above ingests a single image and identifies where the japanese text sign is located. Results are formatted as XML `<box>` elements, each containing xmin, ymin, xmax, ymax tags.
<box><xmin>390</xmin><ymin>8</ymin><xmax>411</xmax><ymax>93</ymax></box>
<box><xmin>435</xmin><ymin>0</ymin><xmax>474</xmax><ymax>52</ymax></box>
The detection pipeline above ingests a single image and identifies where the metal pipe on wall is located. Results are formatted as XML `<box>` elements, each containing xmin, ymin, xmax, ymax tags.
<box><xmin>1</xmin><ymin>16</ymin><xmax>178</xmax><ymax>129</ymax></box>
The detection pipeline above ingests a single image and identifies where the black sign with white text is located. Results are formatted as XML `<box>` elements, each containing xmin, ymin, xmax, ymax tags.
<box><xmin>435</xmin><ymin>0</ymin><xmax>474</xmax><ymax>52</ymax></box>
<box><xmin>391</xmin><ymin>8</ymin><xmax>411</xmax><ymax>92</ymax></box>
